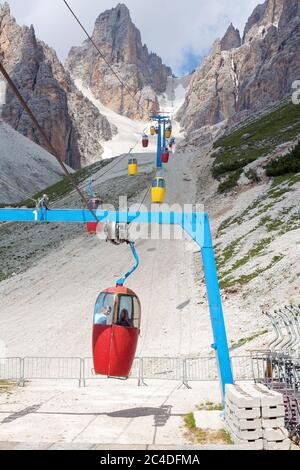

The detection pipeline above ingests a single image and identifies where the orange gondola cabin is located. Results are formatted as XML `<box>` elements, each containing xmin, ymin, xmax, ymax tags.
<box><xmin>92</xmin><ymin>285</ymin><xmax>141</xmax><ymax>377</ymax></box>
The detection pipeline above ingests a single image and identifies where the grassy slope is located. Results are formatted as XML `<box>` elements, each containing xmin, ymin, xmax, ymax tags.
<box><xmin>0</xmin><ymin>159</ymin><xmax>114</xmax><ymax>209</ymax></box>
<box><xmin>212</xmin><ymin>102</ymin><xmax>300</xmax><ymax>192</ymax></box>
<box><xmin>211</xmin><ymin>103</ymin><xmax>300</xmax><ymax>291</ymax></box>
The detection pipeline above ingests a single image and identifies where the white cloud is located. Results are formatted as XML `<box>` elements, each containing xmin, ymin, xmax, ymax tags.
<box><xmin>6</xmin><ymin>0</ymin><xmax>260</xmax><ymax>75</ymax></box>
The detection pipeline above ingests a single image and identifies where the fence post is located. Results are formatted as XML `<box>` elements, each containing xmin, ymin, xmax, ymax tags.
<box><xmin>79</xmin><ymin>358</ymin><xmax>83</xmax><ymax>388</ymax></box>
<box><xmin>82</xmin><ymin>358</ymin><xmax>87</xmax><ymax>388</ymax></box>
<box><xmin>20</xmin><ymin>358</ymin><xmax>25</xmax><ymax>387</ymax></box>
<box><xmin>179</xmin><ymin>358</ymin><xmax>191</xmax><ymax>390</ymax></box>
<box><xmin>138</xmin><ymin>357</ymin><xmax>147</xmax><ymax>387</ymax></box>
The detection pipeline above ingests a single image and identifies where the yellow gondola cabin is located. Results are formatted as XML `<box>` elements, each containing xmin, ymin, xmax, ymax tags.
<box><xmin>151</xmin><ymin>176</ymin><xmax>166</xmax><ymax>203</ymax></box>
<box><xmin>128</xmin><ymin>157</ymin><xmax>138</xmax><ymax>176</ymax></box>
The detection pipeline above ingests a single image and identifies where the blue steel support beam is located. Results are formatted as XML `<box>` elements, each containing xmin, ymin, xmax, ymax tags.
<box><xmin>116</xmin><ymin>242</ymin><xmax>139</xmax><ymax>287</ymax></box>
<box><xmin>162</xmin><ymin>121</ymin><xmax>166</xmax><ymax>150</ymax></box>
<box><xmin>199</xmin><ymin>214</ymin><xmax>233</xmax><ymax>398</ymax></box>
<box><xmin>0</xmin><ymin>207</ymin><xmax>233</xmax><ymax>396</ymax></box>
<box><xmin>0</xmin><ymin>208</ymin><xmax>204</xmax><ymax>225</ymax></box>
<box><xmin>156</xmin><ymin>122</ymin><xmax>162</xmax><ymax>168</ymax></box>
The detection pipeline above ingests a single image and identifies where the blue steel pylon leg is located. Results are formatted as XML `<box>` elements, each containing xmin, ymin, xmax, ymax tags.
<box><xmin>200</xmin><ymin>214</ymin><xmax>233</xmax><ymax>399</ymax></box>
<box><xmin>162</xmin><ymin>121</ymin><xmax>166</xmax><ymax>150</ymax></box>
<box><xmin>156</xmin><ymin>123</ymin><xmax>162</xmax><ymax>168</ymax></box>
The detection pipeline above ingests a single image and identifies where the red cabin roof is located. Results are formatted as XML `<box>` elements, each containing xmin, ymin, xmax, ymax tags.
<box><xmin>102</xmin><ymin>285</ymin><xmax>138</xmax><ymax>297</ymax></box>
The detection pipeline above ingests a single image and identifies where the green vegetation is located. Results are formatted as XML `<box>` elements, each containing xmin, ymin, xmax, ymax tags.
<box><xmin>245</xmin><ymin>168</ymin><xmax>260</xmax><ymax>183</ymax></box>
<box><xmin>265</xmin><ymin>218</ymin><xmax>285</xmax><ymax>232</ymax></box>
<box><xmin>216</xmin><ymin>170</ymin><xmax>300</xmax><ymax>237</ymax></box>
<box><xmin>220</xmin><ymin>255</ymin><xmax>284</xmax><ymax>289</ymax></box>
<box><xmin>0</xmin><ymin>380</ymin><xmax>17</xmax><ymax>394</ymax></box>
<box><xmin>266</xmin><ymin>140</ymin><xmax>300</xmax><ymax>176</ymax></box>
<box><xmin>218</xmin><ymin>170</ymin><xmax>242</xmax><ymax>193</ymax></box>
<box><xmin>212</xmin><ymin>102</ymin><xmax>300</xmax><ymax>191</ymax></box>
<box><xmin>215</xmin><ymin>103</ymin><xmax>300</xmax><ymax>151</ymax></box>
<box><xmin>229</xmin><ymin>330</ymin><xmax>268</xmax><ymax>351</ymax></box>
<box><xmin>185</xmin><ymin>412</ymin><xmax>196</xmax><ymax>429</ymax></box>
<box><xmin>0</xmin><ymin>272</ymin><xmax>10</xmax><ymax>282</ymax></box>
<box><xmin>216</xmin><ymin>236</ymin><xmax>243</xmax><ymax>270</ymax></box>
<box><xmin>184</xmin><ymin>413</ymin><xmax>233</xmax><ymax>445</ymax></box>
<box><xmin>271</xmin><ymin>172</ymin><xmax>300</xmax><ymax>188</ymax></box>
<box><xmin>229</xmin><ymin>238</ymin><xmax>272</xmax><ymax>271</ymax></box>
<box><xmin>3</xmin><ymin>159</ymin><xmax>113</xmax><ymax>208</ymax></box>
<box><xmin>197</xmin><ymin>402</ymin><xmax>224</xmax><ymax>411</ymax></box>
<box><xmin>218</xmin><ymin>237</ymin><xmax>272</xmax><ymax>278</ymax></box>
<box><xmin>217</xmin><ymin>217</ymin><xmax>234</xmax><ymax>237</ymax></box>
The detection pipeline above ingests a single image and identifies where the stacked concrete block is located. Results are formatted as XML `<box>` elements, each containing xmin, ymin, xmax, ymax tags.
<box><xmin>225</xmin><ymin>384</ymin><xmax>263</xmax><ymax>449</ymax></box>
<box><xmin>225</xmin><ymin>383</ymin><xmax>291</xmax><ymax>450</ymax></box>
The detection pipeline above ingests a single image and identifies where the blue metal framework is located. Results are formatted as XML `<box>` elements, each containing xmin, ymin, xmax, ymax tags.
<box><xmin>151</xmin><ymin>114</ymin><xmax>170</xmax><ymax>169</ymax></box>
<box><xmin>116</xmin><ymin>242</ymin><xmax>139</xmax><ymax>287</ymax></box>
<box><xmin>0</xmin><ymin>207</ymin><xmax>233</xmax><ymax>396</ymax></box>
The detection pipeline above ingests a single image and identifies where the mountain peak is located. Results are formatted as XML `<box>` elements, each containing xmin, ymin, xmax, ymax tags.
<box><xmin>66</xmin><ymin>4</ymin><xmax>172</xmax><ymax>119</ymax></box>
<box><xmin>243</xmin><ymin>0</ymin><xmax>286</xmax><ymax>40</ymax></box>
<box><xmin>95</xmin><ymin>3</ymin><xmax>131</xmax><ymax>26</ymax></box>
<box><xmin>221</xmin><ymin>23</ymin><xmax>241</xmax><ymax>51</ymax></box>
<box><xmin>0</xmin><ymin>2</ymin><xmax>10</xmax><ymax>15</ymax></box>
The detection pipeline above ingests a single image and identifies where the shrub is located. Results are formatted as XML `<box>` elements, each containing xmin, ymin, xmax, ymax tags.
<box><xmin>266</xmin><ymin>141</ymin><xmax>300</xmax><ymax>176</ymax></box>
<box><xmin>218</xmin><ymin>170</ymin><xmax>242</xmax><ymax>193</ymax></box>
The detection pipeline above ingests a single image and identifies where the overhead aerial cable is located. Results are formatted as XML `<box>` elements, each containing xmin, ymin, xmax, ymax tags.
<box><xmin>0</xmin><ymin>61</ymin><xmax>98</xmax><ymax>222</ymax></box>
<box><xmin>0</xmin><ymin>174</ymin><xmax>37</xmax><ymax>205</ymax></box>
<box><xmin>76</xmin><ymin>124</ymin><xmax>148</xmax><ymax>192</ymax></box>
<box><xmin>62</xmin><ymin>0</ymin><xmax>151</xmax><ymax>120</ymax></box>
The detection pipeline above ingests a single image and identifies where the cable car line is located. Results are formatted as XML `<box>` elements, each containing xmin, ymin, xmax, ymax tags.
<box><xmin>1</xmin><ymin>3</ymin><xmax>176</xmax><ymax>380</ymax></box>
<box><xmin>77</xmin><ymin>125</ymin><xmax>148</xmax><ymax>193</ymax></box>
<box><xmin>0</xmin><ymin>174</ymin><xmax>37</xmax><ymax>205</ymax></box>
<box><xmin>62</xmin><ymin>0</ymin><xmax>151</xmax><ymax>120</ymax></box>
<box><xmin>0</xmin><ymin>61</ymin><xmax>99</xmax><ymax>223</ymax></box>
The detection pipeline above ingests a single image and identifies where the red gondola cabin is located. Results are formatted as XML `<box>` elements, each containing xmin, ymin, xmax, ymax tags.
<box><xmin>162</xmin><ymin>148</ymin><xmax>169</xmax><ymax>163</ymax></box>
<box><xmin>92</xmin><ymin>285</ymin><xmax>141</xmax><ymax>377</ymax></box>
<box><xmin>142</xmin><ymin>134</ymin><xmax>149</xmax><ymax>148</ymax></box>
<box><xmin>87</xmin><ymin>197</ymin><xmax>102</xmax><ymax>234</ymax></box>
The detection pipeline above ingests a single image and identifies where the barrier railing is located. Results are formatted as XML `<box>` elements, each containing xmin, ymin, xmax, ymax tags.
<box><xmin>22</xmin><ymin>357</ymin><xmax>83</xmax><ymax>387</ymax></box>
<box><xmin>0</xmin><ymin>357</ymin><xmax>22</xmax><ymax>383</ymax></box>
<box><xmin>0</xmin><ymin>355</ymin><xmax>255</xmax><ymax>387</ymax></box>
<box><xmin>185</xmin><ymin>357</ymin><xmax>218</xmax><ymax>382</ymax></box>
<box><xmin>231</xmin><ymin>355</ymin><xmax>255</xmax><ymax>381</ymax></box>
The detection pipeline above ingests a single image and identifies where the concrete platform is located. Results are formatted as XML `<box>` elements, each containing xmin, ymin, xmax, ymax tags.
<box><xmin>194</xmin><ymin>411</ymin><xmax>224</xmax><ymax>430</ymax></box>
<box><xmin>0</xmin><ymin>380</ymin><xmax>224</xmax><ymax>449</ymax></box>
<box><xmin>0</xmin><ymin>441</ymin><xmax>261</xmax><ymax>450</ymax></box>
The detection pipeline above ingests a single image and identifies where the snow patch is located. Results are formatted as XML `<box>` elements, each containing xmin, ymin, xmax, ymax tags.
<box><xmin>0</xmin><ymin>79</ymin><xmax>6</xmax><ymax>109</ymax></box>
<box><xmin>75</xmin><ymin>79</ymin><xmax>157</xmax><ymax>159</ymax></box>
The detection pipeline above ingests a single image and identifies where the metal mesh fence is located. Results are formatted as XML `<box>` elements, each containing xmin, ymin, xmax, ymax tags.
<box><xmin>0</xmin><ymin>358</ymin><xmax>22</xmax><ymax>381</ymax></box>
<box><xmin>0</xmin><ymin>355</ymin><xmax>255</xmax><ymax>386</ymax></box>
<box><xmin>23</xmin><ymin>357</ymin><xmax>82</xmax><ymax>384</ymax></box>
<box><xmin>185</xmin><ymin>357</ymin><xmax>218</xmax><ymax>381</ymax></box>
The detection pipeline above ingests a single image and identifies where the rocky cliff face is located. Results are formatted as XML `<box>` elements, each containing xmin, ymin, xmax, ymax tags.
<box><xmin>221</xmin><ymin>23</ymin><xmax>241</xmax><ymax>51</ymax></box>
<box><xmin>0</xmin><ymin>3</ymin><xmax>112</xmax><ymax>168</ymax></box>
<box><xmin>66</xmin><ymin>3</ymin><xmax>172</xmax><ymax>120</ymax></box>
<box><xmin>178</xmin><ymin>0</ymin><xmax>300</xmax><ymax>134</ymax></box>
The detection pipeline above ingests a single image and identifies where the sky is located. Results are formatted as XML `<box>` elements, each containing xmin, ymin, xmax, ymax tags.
<box><xmin>5</xmin><ymin>0</ymin><xmax>261</xmax><ymax>76</ymax></box>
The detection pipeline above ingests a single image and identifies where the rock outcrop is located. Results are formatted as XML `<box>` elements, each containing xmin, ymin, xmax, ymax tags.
<box><xmin>178</xmin><ymin>0</ymin><xmax>300</xmax><ymax>134</ymax></box>
<box><xmin>221</xmin><ymin>23</ymin><xmax>241</xmax><ymax>51</ymax></box>
<box><xmin>0</xmin><ymin>3</ymin><xmax>112</xmax><ymax>168</ymax></box>
<box><xmin>66</xmin><ymin>3</ymin><xmax>172</xmax><ymax>120</ymax></box>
